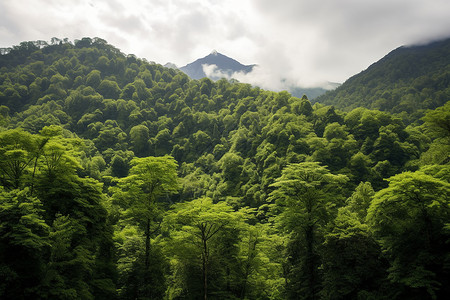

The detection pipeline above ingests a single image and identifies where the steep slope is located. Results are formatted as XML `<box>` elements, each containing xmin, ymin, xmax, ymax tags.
<box><xmin>179</xmin><ymin>50</ymin><xmax>255</xmax><ymax>80</ymax></box>
<box><xmin>315</xmin><ymin>37</ymin><xmax>450</xmax><ymax>121</ymax></box>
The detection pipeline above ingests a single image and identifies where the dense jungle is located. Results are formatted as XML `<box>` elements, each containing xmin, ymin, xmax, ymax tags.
<box><xmin>0</xmin><ymin>37</ymin><xmax>449</xmax><ymax>299</ymax></box>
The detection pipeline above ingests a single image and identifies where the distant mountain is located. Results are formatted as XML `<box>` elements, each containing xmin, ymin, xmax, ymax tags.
<box><xmin>289</xmin><ymin>83</ymin><xmax>340</xmax><ymax>100</ymax></box>
<box><xmin>179</xmin><ymin>50</ymin><xmax>256</xmax><ymax>80</ymax></box>
<box><xmin>179</xmin><ymin>51</ymin><xmax>337</xmax><ymax>99</ymax></box>
<box><xmin>315</xmin><ymin>37</ymin><xmax>450</xmax><ymax>120</ymax></box>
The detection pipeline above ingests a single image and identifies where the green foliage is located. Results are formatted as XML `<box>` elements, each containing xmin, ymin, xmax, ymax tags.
<box><xmin>367</xmin><ymin>169</ymin><xmax>450</xmax><ymax>299</ymax></box>
<box><xmin>0</xmin><ymin>188</ymin><xmax>49</xmax><ymax>299</ymax></box>
<box><xmin>0</xmin><ymin>128</ymin><xmax>116</xmax><ymax>299</ymax></box>
<box><xmin>0</xmin><ymin>37</ymin><xmax>448</xmax><ymax>299</ymax></box>
<box><xmin>321</xmin><ymin>207</ymin><xmax>389</xmax><ymax>300</ymax></box>
<box><xmin>270</xmin><ymin>162</ymin><xmax>348</xmax><ymax>299</ymax></box>
<box><xmin>346</xmin><ymin>181</ymin><xmax>375</xmax><ymax>221</ymax></box>
<box><xmin>113</xmin><ymin>155</ymin><xmax>179</xmax><ymax>299</ymax></box>
<box><xmin>163</xmin><ymin>197</ymin><xmax>270</xmax><ymax>299</ymax></box>
<box><xmin>129</xmin><ymin>124</ymin><xmax>149</xmax><ymax>157</ymax></box>
<box><xmin>419</xmin><ymin>101</ymin><xmax>450</xmax><ymax>165</ymax></box>
<box><xmin>316</xmin><ymin>38</ymin><xmax>450</xmax><ymax>123</ymax></box>
<box><xmin>0</xmin><ymin>129</ymin><xmax>40</xmax><ymax>189</ymax></box>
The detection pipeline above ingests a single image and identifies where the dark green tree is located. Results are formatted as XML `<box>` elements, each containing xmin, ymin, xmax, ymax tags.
<box><xmin>367</xmin><ymin>169</ymin><xmax>450</xmax><ymax>299</ymax></box>
<box><xmin>0</xmin><ymin>188</ymin><xmax>49</xmax><ymax>300</ymax></box>
<box><xmin>321</xmin><ymin>183</ymin><xmax>389</xmax><ymax>299</ymax></box>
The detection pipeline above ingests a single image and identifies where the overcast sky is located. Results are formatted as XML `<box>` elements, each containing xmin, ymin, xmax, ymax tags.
<box><xmin>1</xmin><ymin>0</ymin><xmax>450</xmax><ymax>88</ymax></box>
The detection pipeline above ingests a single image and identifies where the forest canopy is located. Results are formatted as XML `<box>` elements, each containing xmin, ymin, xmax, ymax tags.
<box><xmin>0</xmin><ymin>38</ymin><xmax>449</xmax><ymax>300</ymax></box>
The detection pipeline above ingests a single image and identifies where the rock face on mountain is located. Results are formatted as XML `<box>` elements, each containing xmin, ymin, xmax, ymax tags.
<box><xmin>179</xmin><ymin>50</ymin><xmax>255</xmax><ymax>80</ymax></box>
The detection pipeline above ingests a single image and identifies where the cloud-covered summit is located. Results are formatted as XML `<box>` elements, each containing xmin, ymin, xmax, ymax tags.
<box><xmin>180</xmin><ymin>51</ymin><xmax>255</xmax><ymax>80</ymax></box>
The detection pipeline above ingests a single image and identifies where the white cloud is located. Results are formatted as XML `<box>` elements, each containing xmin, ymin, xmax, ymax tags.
<box><xmin>1</xmin><ymin>0</ymin><xmax>449</xmax><ymax>86</ymax></box>
<box><xmin>202</xmin><ymin>64</ymin><xmax>231</xmax><ymax>80</ymax></box>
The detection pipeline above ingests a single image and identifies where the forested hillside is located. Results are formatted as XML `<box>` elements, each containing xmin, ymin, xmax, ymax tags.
<box><xmin>0</xmin><ymin>38</ymin><xmax>449</xmax><ymax>300</ymax></box>
<box><xmin>315</xmin><ymin>38</ymin><xmax>450</xmax><ymax>123</ymax></box>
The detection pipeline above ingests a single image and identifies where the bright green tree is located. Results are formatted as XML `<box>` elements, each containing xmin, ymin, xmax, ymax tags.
<box><xmin>0</xmin><ymin>129</ymin><xmax>40</xmax><ymax>189</ymax></box>
<box><xmin>269</xmin><ymin>162</ymin><xmax>348</xmax><ymax>300</ymax></box>
<box><xmin>420</xmin><ymin>102</ymin><xmax>450</xmax><ymax>165</ymax></box>
<box><xmin>113</xmin><ymin>155</ymin><xmax>179</xmax><ymax>298</ymax></box>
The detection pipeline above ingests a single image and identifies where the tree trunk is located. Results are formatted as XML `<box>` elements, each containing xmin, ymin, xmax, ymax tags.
<box><xmin>202</xmin><ymin>236</ymin><xmax>208</xmax><ymax>300</ymax></box>
<box><xmin>145</xmin><ymin>217</ymin><xmax>151</xmax><ymax>269</ymax></box>
<box><xmin>241</xmin><ymin>236</ymin><xmax>257</xmax><ymax>298</ymax></box>
<box><xmin>305</xmin><ymin>224</ymin><xmax>316</xmax><ymax>300</ymax></box>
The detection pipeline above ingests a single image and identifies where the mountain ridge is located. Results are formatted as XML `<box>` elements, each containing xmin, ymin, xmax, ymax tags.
<box><xmin>314</xmin><ymin>37</ymin><xmax>450</xmax><ymax>121</ymax></box>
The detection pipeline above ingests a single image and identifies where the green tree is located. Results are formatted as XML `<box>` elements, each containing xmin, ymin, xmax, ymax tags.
<box><xmin>129</xmin><ymin>124</ymin><xmax>149</xmax><ymax>157</ymax></box>
<box><xmin>367</xmin><ymin>169</ymin><xmax>450</xmax><ymax>299</ymax></box>
<box><xmin>86</xmin><ymin>70</ymin><xmax>101</xmax><ymax>88</ymax></box>
<box><xmin>321</xmin><ymin>207</ymin><xmax>389</xmax><ymax>300</ymax></box>
<box><xmin>97</xmin><ymin>79</ymin><xmax>121</xmax><ymax>99</ymax></box>
<box><xmin>420</xmin><ymin>102</ymin><xmax>450</xmax><ymax>165</ymax></box>
<box><xmin>237</xmin><ymin>223</ymin><xmax>285</xmax><ymax>299</ymax></box>
<box><xmin>269</xmin><ymin>162</ymin><xmax>348</xmax><ymax>300</ymax></box>
<box><xmin>163</xmin><ymin>197</ymin><xmax>249</xmax><ymax>300</ymax></box>
<box><xmin>346</xmin><ymin>181</ymin><xmax>375</xmax><ymax>221</ymax></box>
<box><xmin>0</xmin><ymin>105</ymin><xmax>9</xmax><ymax>127</ymax></box>
<box><xmin>41</xmin><ymin>214</ymin><xmax>79</xmax><ymax>299</ymax></box>
<box><xmin>321</xmin><ymin>183</ymin><xmax>389</xmax><ymax>299</ymax></box>
<box><xmin>0</xmin><ymin>188</ymin><xmax>49</xmax><ymax>300</ymax></box>
<box><xmin>0</xmin><ymin>129</ymin><xmax>41</xmax><ymax>189</ymax></box>
<box><xmin>113</xmin><ymin>155</ymin><xmax>179</xmax><ymax>298</ymax></box>
<box><xmin>422</xmin><ymin>101</ymin><xmax>450</xmax><ymax>139</ymax></box>
<box><xmin>217</xmin><ymin>152</ymin><xmax>244</xmax><ymax>196</ymax></box>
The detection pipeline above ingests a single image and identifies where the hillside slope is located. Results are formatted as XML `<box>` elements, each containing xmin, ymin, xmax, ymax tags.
<box><xmin>315</xmin><ymin>37</ymin><xmax>450</xmax><ymax>121</ymax></box>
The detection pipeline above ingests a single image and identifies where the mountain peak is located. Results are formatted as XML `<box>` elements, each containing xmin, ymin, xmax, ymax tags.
<box><xmin>180</xmin><ymin>51</ymin><xmax>255</xmax><ymax>80</ymax></box>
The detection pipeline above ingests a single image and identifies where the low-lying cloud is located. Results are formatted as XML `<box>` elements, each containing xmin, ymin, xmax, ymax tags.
<box><xmin>202</xmin><ymin>63</ymin><xmax>335</xmax><ymax>92</ymax></box>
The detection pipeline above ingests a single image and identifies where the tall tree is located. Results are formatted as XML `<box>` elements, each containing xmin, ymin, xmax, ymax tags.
<box><xmin>0</xmin><ymin>188</ymin><xmax>49</xmax><ymax>300</ymax></box>
<box><xmin>420</xmin><ymin>102</ymin><xmax>450</xmax><ymax>165</ymax></box>
<box><xmin>163</xmin><ymin>197</ymin><xmax>249</xmax><ymax>300</ymax></box>
<box><xmin>113</xmin><ymin>155</ymin><xmax>178</xmax><ymax>298</ymax></box>
<box><xmin>269</xmin><ymin>162</ymin><xmax>348</xmax><ymax>299</ymax></box>
<box><xmin>367</xmin><ymin>169</ymin><xmax>450</xmax><ymax>299</ymax></box>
